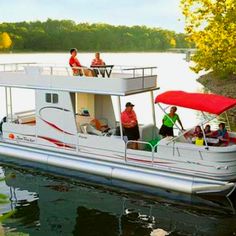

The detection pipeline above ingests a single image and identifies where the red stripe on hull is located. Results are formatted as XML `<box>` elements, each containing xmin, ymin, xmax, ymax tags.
<box><xmin>41</xmin><ymin>118</ymin><xmax>74</xmax><ymax>136</ymax></box>
<box><xmin>38</xmin><ymin>136</ymin><xmax>75</xmax><ymax>149</ymax></box>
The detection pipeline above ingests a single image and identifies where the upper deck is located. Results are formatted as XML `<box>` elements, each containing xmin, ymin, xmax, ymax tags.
<box><xmin>0</xmin><ymin>63</ymin><xmax>158</xmax><ymax>96</ymax></box>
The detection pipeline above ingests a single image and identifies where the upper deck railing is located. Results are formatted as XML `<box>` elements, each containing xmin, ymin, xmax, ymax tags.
<box><xmin>0</xmin><ymin>63</ymin><xmax>158</xmax><ymax>95</ymax></box>
<box><xmin>0</xmin><ymin>63</ymin><xmax>156</xmax><ymax>78</ymax></box>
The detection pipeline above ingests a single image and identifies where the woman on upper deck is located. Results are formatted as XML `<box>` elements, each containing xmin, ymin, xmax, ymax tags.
<box><xmin>91</xmin><ymin>52</ymin><xmax>106</xmax><ymax>77</ymax></box>
<box><xmin>91</xmin><ymin>52</ymin><xmax>105</xmax><ymax>66</ymax></box>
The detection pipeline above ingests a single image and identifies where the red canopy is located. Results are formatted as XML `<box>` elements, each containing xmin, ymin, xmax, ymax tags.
<box><xmin>155</xmin><ymin>91</ymin><xmax>236</xmax><ymax>115</ymax></box>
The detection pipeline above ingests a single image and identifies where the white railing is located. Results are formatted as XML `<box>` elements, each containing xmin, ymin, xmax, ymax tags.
<box><xmin>0</xmin><ymin>63</ymin><xmax>157</xmax><ymax>79</ymax></box>
<box><xmin>125</xmin><ymin>140</ymin><xmax>158</xmax><ymax>167</ymax></box>
<box><xmin>0</xmin><ymin>63</ymin><xmax>37</xmax><ymax>72</ymax></box>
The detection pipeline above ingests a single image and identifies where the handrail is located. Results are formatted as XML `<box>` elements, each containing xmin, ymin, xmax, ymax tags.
<box><xmin>0</xmin><ymin>63</ymin><xmax>157</xmax><ymax>80</ymax></box>
<box><xmin>125</xmin><ymin>140</ymin><xmax>155</xmax><ymax>165</ymax></box>
<box><xmin>122</xmin><ymin>66</ymin><xmax>156</xmax><ymax>70</ymax></box>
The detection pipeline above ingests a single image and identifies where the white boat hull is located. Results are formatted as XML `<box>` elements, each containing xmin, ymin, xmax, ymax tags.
<box><xmin>0</xmin><ymin>142</ymin><xmax>235</xmax><ymax>197</ymax></box>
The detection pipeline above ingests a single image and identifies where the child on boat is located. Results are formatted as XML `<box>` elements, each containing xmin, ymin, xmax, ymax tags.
<box><xmin>195</xmin><ymin>133</ymin><xmax>204</xmax><ymax>146</ymax></box>
<box><xmin>212</xmin><ymin>123</ymin><xmax>230</xmax><ymax>146</ymax></box>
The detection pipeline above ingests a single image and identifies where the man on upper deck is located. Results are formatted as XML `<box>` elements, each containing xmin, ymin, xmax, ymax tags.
<box><xmin>69</xmin><ymin>48</ymin><xmax>93</xmax><ymax>77</ymax></box>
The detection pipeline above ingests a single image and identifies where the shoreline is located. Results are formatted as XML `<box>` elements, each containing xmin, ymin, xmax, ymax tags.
<box><xmin>0</xmin><ymin>49</ymin><xmax>189</xmax><ymax>54</ymax></box>
<box><xmin>198</xmin><ymin>72</ymin><xmax>236</xmax><ymax>128</ymax></box>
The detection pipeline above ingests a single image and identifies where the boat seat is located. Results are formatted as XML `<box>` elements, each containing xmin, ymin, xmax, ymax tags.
<box><xmin>230</xmin><ymin>137</ymin><xmax>236</xmax><ymax>144</ymax></box>
<box><xmin>14</xmin><ymin>110</ymin><xmax>36</xmax><ymax>125</ymax></box>
<box><xmin>80</xmin><ymin>123</ymin><xmax>103</xmax><ymax>136</ymax></box>
<box><xmin>139</xmin><ymin>124</ymin><xmax>159</xmax><ymax>142</ymax></box>
<box><xmin>76</xmin><ymin>115</ymin><xmax>94</xmax><ymax>133</ymax></box>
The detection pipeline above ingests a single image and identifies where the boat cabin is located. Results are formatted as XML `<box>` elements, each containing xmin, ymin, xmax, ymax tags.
<box><xmin>0</xmin><ymin>63</ymin><xmax>159</xmax><ymax>153</ymax></box>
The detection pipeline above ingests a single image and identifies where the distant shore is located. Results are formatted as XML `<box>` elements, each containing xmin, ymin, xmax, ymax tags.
<box><xmin>0</xmin><ymin>49</ymin><xmax>188</xmax><ymax>54</ymax></box>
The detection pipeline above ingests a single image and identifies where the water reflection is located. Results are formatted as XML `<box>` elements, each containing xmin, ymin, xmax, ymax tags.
<box><xmin>0</xmin><ymin>165</ymin><xmax>236</xmax><ymax>236</ymax></box>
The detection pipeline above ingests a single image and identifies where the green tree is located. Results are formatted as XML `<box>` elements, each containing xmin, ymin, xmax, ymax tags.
<box><xmin>181</xmin><ymin>0</ymin><xmax>236</xmax><ymax>77</ymax></box>
<box><xmin>0</xmin><ymin>19</ymin><xmax>190</xmax><ymax>52</ymax></box>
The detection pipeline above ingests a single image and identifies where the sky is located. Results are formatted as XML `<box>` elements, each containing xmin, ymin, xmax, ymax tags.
<box><xmin>0</xmin><ymin>0</ymin><xmax>185</xmax><ymax>33</ymax></box>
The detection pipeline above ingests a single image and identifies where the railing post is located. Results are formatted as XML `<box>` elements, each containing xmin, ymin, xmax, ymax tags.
<box><xmin>142</xmin><ymin>68</ymin><xmax>144</xmax><ymax>89</ymax></box>
<box><xmin>5</xmin><ymin>87</ymin><xmax>8</xmax><ymax>120</ymax></box>
<box><xmin>117</xmin><ymin>96</ymin><xmax>123</xmax><ymax>139</ymax></box>
<box><xmin>125</xmin><ymin>142</ymin><xmax>128</xmax><ymax>162</ymax></box>
<box><xmin>152</xmin><ymin>146</ymin><xmax>154</xmax><ymax>167</ymax></box>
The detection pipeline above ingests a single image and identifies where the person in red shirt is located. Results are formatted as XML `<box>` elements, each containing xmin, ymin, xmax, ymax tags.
<box><xmin>121</xmin><ymin>102</ymin><xmax>140</xmax><ymax>149</ymax></box>
<box><xmin>91</xmin><ymin>52</ymin><xmax>106</xmax><ymax>77</ymax></box>
<box><xmin>69</xmin><ymin>48</ymin><xmax>94</xmax><ymax>77</ymax></box>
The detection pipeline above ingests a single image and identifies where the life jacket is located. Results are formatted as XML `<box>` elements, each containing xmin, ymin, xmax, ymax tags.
<box><xmin>195</xmin><ymin>137</ymin><xmax>204</xmax><ymax>146</ymax></box>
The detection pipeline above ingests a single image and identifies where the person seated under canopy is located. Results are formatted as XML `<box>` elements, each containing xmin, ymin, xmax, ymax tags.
<box><xmin>204</xmin><ymin>124</ymin><xmax>212</xmax><ymax>137</ymax></box>
<box><xmin>212</xmin><ymin>123</ymin><xmax>230</xmax><ymax>146</ymax></box>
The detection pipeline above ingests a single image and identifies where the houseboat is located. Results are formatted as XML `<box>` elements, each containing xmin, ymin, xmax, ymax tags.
<box><xmin>0</xmin><ymin>63</ymin><xmax>235</xmax><ymax>197</ymax></box>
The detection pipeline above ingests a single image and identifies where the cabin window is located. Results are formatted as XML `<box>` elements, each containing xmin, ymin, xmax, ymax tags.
<box><xmin>52</xmin><ymin>94</ymin><xmax>58</xmax><ymax>103</ymax></box>
<box><xmin>46</xmin><ymin>93</ymin><xmax>51</xmax><ymax>103</ymax></box>
<box><xmin>45</xmin><ymin>93</ymin><xmax>59</xmax><ymax>104</ymax></box>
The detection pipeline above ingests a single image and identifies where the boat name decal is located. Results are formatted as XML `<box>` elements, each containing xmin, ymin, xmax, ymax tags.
<box><xmin>16</xmin><ymin>135</ymin><xmax>36</xmax><ymax>143</ymax></box>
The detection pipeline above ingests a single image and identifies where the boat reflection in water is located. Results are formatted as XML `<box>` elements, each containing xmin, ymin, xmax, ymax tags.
<box><xmin>1</xmin><ymin>164</ymin><xmax>236</xmax><ymax>236</ymax></box>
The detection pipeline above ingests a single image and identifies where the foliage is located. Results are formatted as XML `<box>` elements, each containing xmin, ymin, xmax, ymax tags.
<box><xmin>0</xmin><ymin>177</ymin><xmax>16</xmax><ymax>223</ymax></box>
<box><xmin>0</xmin><ymin>210</ymin><xmax>16</xmax><ymax>222</ymax></box>
<box><xmin>181</xmin><ymin>0</ymin><xmax>236</xmax><ymax>77</ymax></box>
<box><xmin>0</xmin><ymin>32</ymin><xmax>12</xmax><ymax>49</ymax></box>
<box><xmin>0</xmin><ymin>177</ymin><xmax>8</xmax><ymax>205</ymax></box>
<box><xmin>0</xmin><ymin>19</ymin><xmax>191</xmax><ymax>52</ymax></box>
<box><xmin>0</xmin><ymin>193</ymin><xmax>8</xmax><ymax>204</ymax></box>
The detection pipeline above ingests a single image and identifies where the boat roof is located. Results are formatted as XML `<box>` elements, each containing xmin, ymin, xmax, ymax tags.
<box><xmin>0</xmin><ymin>64</ymin><xmax>159</xmax><ymax>96</ymax></box>
<box><xmin>155</xmin><ymin>90</ymin><xmax>236</xmax><ymax>115</ymax></box>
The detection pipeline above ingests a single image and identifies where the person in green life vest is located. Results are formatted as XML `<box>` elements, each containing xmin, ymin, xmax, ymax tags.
<box><xmin>159</xmin><ymin>106</ymin><xmax>184</xmax><ymax>137</ymax></box>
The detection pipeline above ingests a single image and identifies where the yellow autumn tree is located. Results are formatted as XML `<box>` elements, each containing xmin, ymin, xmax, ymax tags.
<box><xmin>180</xmin><ymin>0</ymin><xmax>236</xmax><ymax>77</ymax></box>
<box><xmin>170</xmin><ymin>38</ymin><xmax>176</xmax><ymax>48</ymax></box>
<box><xmin>0</xmin><ymin>32</ymin><xmax>12</xmax><ymax>49</ymax></box>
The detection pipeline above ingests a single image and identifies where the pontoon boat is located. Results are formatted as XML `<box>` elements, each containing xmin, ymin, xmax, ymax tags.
<box><xmin>0</xmin><ymin>64</ymin><xmax>235</xmax><ymax>196</ymax></box>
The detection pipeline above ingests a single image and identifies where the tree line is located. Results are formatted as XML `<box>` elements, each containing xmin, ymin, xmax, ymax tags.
<box><xmin>0</xmin><ymin>19</ymin><xmax>192</xmax><ymax>52</ymax></box>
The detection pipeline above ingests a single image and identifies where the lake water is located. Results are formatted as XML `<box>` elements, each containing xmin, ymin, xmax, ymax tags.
<box><xmin>0</xmin><ymin>53</ymin><xmax>235</xmax><ymax>236</ymax></box>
